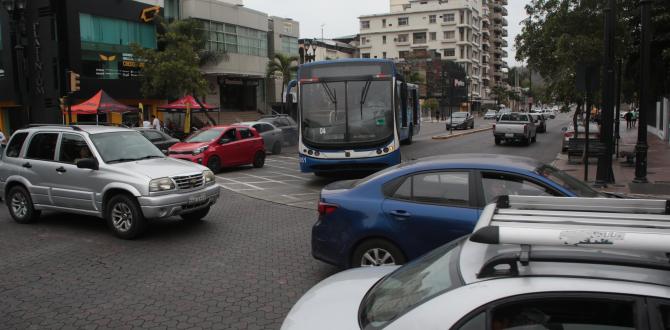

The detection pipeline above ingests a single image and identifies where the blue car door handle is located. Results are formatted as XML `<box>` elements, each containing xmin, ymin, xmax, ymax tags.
<box><xmin>389</xmin><ymin>210</ymin><xmax>411</xmax><ymax>219</ymax></box>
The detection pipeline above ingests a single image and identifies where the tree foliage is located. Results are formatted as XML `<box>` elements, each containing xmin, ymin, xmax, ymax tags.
<box><xmin>132</xmin><ymin>18</ymin><xmax>225</xmax><ymax>99</ymax></box>
<box><xmin>266</xmin><ymin>53</ymin><xmax>299</xmax><ymax>106</ymax></box>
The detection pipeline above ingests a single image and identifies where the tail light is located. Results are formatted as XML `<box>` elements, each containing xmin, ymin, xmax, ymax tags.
<box><xmin>523</xmin><ymin>124</ymin><xmax>528</xmax><ymax>135</ymax></box>
<box><xmin>492</xmin><ymin>123</ymin><xmax>496</xmax><ymax>130</ymax></box>
<box><xmin>564</xmin><ymin>132</ymin><xmax>574</xmax><ymax>138</ymax></box>
<box><xmin>318</xmin><ymin>202</ymin><xmax>338</xmax><ymax>216</ymax></box>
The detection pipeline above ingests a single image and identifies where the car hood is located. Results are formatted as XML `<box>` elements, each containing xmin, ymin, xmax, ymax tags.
<box><xmin>281</xmin><ymin>266</ymin><xmax>398</xmax><ymax>330</ymax></box>
<box><xmin>111</xmin><ymin>157</ymin><xmax>207</xmax><ymax>179</ymax></box>
<box><xmin>169</xmin><ymin>141</ymin><xmax>210</xmax><ymax>152</ymax></box>
<box><xmin>449</xmin><ymin>118</ymin><xmax>467</xmax><ymax>123</ymax></box>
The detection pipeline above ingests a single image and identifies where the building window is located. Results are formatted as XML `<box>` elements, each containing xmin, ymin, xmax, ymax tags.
<box><xmin>443</xmin><ymin>13</ymin><xmax>455</xmax><ymax>23</ymax></box>
<box><xmin>164</xmin><ymin>0</ymin><xmax>180</xmax><ymax>20</ymax></box>
<box><xmin>443</xmin><ymin>31</ymin><xmax>455</xmax><ymax>40</ymax></box>
<box><xmin>429</xmin><ymin>15</ymin><xmax>436</xmax><ymax>24</ymax></box>
<box><xmin>443</xmin><ymin>48</ymin><xmax>455</xmax><ymax>57</ymax></box>
<box><xmin>383</xmin><ymin>52</ymin><xmax>387</xmax><ymax>59</ymax></box>
<box><xmin>382</xmin><ymin>19</ymin><xmax>387</xmax><ymax>27</ymax></box>
<box><xmin>413</xmin><ymin>32</ymin><xmax>426</xmax><ymax>44</ymax></box>
<box><xmin>283</xmin><ymin>22</ymin><xmax>293</xmax><ymax>33</ymax></box>
<box><xmin>397</xmin><ymin>34</ymin><xmax>409</xmax><ymax>43</ymax></box>
<box><xmin>362</xmin><ymin>53</ymin><xmax>371</xmax><ymax>58</ymax></box>
<box><xmin>398</xmin><ymin>17</ymin><xmax>409</xmax><ymax>26</ymax></box>
<box><xmin>281</xmin><ymin>35</ymin><xmax>299</xmax><ymax>55</ymax></box>
<box><xmin>197</xmin><ymin>19</ymin><xmax>268</xmax><ymax>57</ymax></box>
<box><xmin>79</xmin><ymin>13</ymin><xmax>157</xmax><ymax>80</ymax></box>
<box><xmin>361</xmin><ymin>20</ymin><xmax>370</xmax><ymax>29</ymax></box>
<box><xmin>382</xmin><ymin>35</ymin><xmax>387</xmax><ymax>44</ymax></box>
<box><xmin>429</xmin><ymin>32</ymin><xmax>436</xmax><ymax>41</ymax></box>
<box><xmin>399</xmin><ymin>51</ymin><xmax>409</xmax><ymax>58</ymax></box>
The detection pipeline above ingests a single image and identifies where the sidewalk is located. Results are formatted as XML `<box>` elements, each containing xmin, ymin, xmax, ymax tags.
<box><xmin>552</xmin><ymin>122</ymin><xmax>670</xmax><ymax>198</ymax></box>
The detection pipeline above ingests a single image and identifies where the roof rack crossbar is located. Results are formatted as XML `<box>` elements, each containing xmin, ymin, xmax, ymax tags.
<box><xmin>492</xmin><ymin>215</ymin><xmax>670</xmax><ymax>229</ymax></box>
<box><xmin>497</xmin><ymin>195</ymin><xmax>669</xmax><ymax>214</ymax></box>
<box><xmin>477</xmin><ymin>250</ymin><xmax>670</xmax><ymax>279</ymax></box>
<box><xmin>497</xmin><ymin>209</ymin><xmax>670</xmax><ymax>221</ymax></box>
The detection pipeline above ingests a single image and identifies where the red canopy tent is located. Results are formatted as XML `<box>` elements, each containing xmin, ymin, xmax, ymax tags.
<box><xmin>157</xmin><ymin>95</ymin><xmax>217</xmax><ymax>112</ymax></box>
<box><xmin>69</xmin><ymin>90</ymin><xmax>138</xmax><ymax>115</ymax></box>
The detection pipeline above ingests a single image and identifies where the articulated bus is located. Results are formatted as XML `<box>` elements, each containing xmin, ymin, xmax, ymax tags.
<box><xmin>293</xmin><ymin>59</ymin><xmax>420</xmax><ymax>175</ymax></box>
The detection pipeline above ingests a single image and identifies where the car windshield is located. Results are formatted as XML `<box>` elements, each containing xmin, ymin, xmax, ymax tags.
<box><xmin>452</xmin><ymin>112</ymin><xmax>468</xmax><ymax>118</ymax></box>
<box><xmin>90</xmin><ymin>131</ymin><xmax>165</xmax><ymax>164</ymax></box>
<box><xmin>301</xmin><ymin>80</ymin><xmax>393</xmax><ymax>147</ymax></box>
<box><xmin>359</xmin><ymin>238</ymin><xmax>464</xmax><ymax>330</ymax></box>
<box><xmin>536</xmin><ymin>165</ymin><xmax>603</xmax><ymax>197</ymax></box>
<box><xmin>186</xmin><ymin>129</ymin><xmax>224</xmax><ymax>143</ymax></box>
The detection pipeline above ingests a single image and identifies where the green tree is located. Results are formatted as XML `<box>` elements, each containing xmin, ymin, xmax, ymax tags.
<box><xmin>423</xmin><ymin>98</ymin><xmax>439</xmax><ymax>119</ymax></box>
<box><xmin>266</xmin><ymin>53</ymin><xmax>299</xmax><ymax>109</ymax></box>
<box><xmin>132</xmin><ymin>18</ymin><xmax>225</xmax><ymax>99</ymax></box>
<box><xmin>491</xmin><ymin>85</ymin><xmax>509</xmax><ymax>106</ymax></box>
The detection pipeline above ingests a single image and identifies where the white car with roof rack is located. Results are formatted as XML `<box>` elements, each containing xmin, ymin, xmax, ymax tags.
<box><xmin>0</xmin><ymin>125</ymin><xmax>219</xmax><ymax>239</ymax></box>
<box><xmin>282</xmin><ymin>195</ymin><xmax>670</xmax><ymax>330</ymax></box>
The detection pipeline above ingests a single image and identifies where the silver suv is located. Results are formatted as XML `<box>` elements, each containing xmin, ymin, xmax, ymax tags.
<box><xmin>0</xmin><ymin>125</ymin><xmax>219</xmax><ymax>239</ymax></box>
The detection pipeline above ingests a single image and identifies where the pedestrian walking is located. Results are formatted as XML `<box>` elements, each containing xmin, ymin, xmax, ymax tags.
<box><xmin>436</xmin><ymin>110</ymin><xmax>440</xmax><ymax>122</ymax></box>
<box><xmin>151</xmin><ymin>115</ymin><xmax>161</xmax><ymax>130</ymax></box>
<box><xmin>624</xmin><ymin>111</ymin><xmax>632</xmax><ymax>129</ymax></box>
<box><xmin>632</xmin><ymin>110</ymin><xmax>638</xmax><ymax>128</ymax></box>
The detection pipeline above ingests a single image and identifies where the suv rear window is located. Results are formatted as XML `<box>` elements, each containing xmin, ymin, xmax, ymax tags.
<box><xmin>26</xmin><ymin>133</ymin><xmax>59</xmax><ymax>161</ymax></box>
<box><xmin>5</xmin><ymin>132</ymin><xmax>28</xmax><ymax>158</ymax></box>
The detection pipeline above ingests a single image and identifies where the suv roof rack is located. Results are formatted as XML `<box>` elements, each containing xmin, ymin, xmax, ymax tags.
<box><xmin>26</xmin><ymin>124</ymin><xmax>82</xmax><ymax>131</ymax></box>
<box><xmin>471</xmin><ymin>195</ymin><xmax>670</xmax><ymax>278</ymax></box>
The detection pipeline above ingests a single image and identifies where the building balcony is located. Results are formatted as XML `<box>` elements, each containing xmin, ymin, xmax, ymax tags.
<box><xmin>502</xmin><ymin>50</ymin><xmax>508</xmax><ymax>58</ymax></box>
<box><xmin>502</xmin><ymin>39</ymin><xmax>508</xmax><ymax>47</ymax></box>
<box><xmin>502</xmin><ymin>17</ymin><xmax>508</xmax><ymax>26</ymax></box>
<box><xmin>502</xmin><ymin>7</ymin><xmax>508</xmax><ymax>16</ymax></box>
<box><xmin>492</xmin><ymin>2</ymin><xmax>502</xmax><ymax>11</ymax></box>
<box><xmin>502</xmin><ymin>29</ymin><xmax>508</xmax><ymax>37</ymax></box>
<box><xmin>395</xmin><ymin>40</ymin><xmax>411</xmax><ymax>46</ymax></box>
<box><xmin>493</xmin><ymin>24</ymin><xmax>502</xmax><ymax>33</ymax></box>
<box><xmin>493</xmin><ymin>12</ymin><xmax>503</xmax><ymax>23</ymax></box>
<box><xmin>494</xmin><ymin>47</ymin><xmax>503</xmax><ymax>55</ymax></box>
<box><xmin>500</xmin><ymin>0</ymin><xmax>508</xmax><ymax>5</ymax></box>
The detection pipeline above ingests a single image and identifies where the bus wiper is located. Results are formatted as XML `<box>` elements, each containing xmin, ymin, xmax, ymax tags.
<box><xmin>321</xmin><ymin>82</ymin><xmax>337</xmax><ymax>106</ymax></box>
<box><xmin>360</xmin><ymin>79</ymin><xmax>372</xmax><ymax>118</ymax></box>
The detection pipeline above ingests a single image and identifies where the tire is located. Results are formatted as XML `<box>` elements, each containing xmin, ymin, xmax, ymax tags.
<box><xmin>532</xmin><ymin>134</ymin><xmax>537</xmax><ymax>143</ymax></box>
<box><xmin>470</xmin><ymin>122</ymin><xmax>474</xmax><ymax>129</ymax></box>
<box><xmin>272</xmin><ymin>141</ymin><xmax>282</xmax><ymax>154</ymax></box>
<box><xmin>207</xmin><ymin>156</ymin><xmax>221</xmax><ymax>173</ymax></box>
<box><xmin>350</xmin><ymin>238</ymin><xmax>406</xmax><ymax>268</ymax></box>
<box><xmin>495</xmin><ymin>137</ymin><xmax>501</xmax><ymax>145</ymax></box>
<box><xmin>181</xmin><ymin>206</ymin><xmax>210</xmax><ymax>222</ymax></box>
<box><xmin>105</xmin><ymin>194</ymin><xmax>147</xmax><ymax>239</ymax></box>
<box><xmin>252</xmin><ymin>151</ymin><xmax>266</xmax><ymax>168</ymax></box>
<box><xmin>524</xmin><ymin>137</ymin><xmax>531</xmax><ymax>146</ymax></box>
<box><xmin>7</xmin><ymin>186</ymin><xmax>41</xmax><ymax>224</ymax></box>
<box><xmin>405</xmin><ymin>127</ymin><xmax>413</xmax><ymax>145</ymax></box>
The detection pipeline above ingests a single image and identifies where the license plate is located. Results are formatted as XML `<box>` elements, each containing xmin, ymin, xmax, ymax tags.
<box><xmin>188</xmin><ymin>194</ymin><xmax>207</xmax><ymax>205</ymax></box>
<box><xmin>505</xmin><ymin>133</ymin><xmax>514</xmax><ymax>138</ymax></box>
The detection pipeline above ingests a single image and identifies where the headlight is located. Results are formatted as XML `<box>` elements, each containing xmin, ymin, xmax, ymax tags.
<box><xmin>149</xmin><ymin>177</ymin><xmax>176</xmax><ymax>192</ymax></box>
<box><xmin>203</xmin><ymin>170</ymin><xmax>215</xmax><ymax>184</ymax></box>
<box><xmin>193</xmin><ymin>146</ymin><xmax>209</xmax><ymax>155</ymax></box>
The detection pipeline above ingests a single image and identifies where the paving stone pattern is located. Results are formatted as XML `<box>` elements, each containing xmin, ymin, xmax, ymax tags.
<box><xmin>0</xmin><ymin>189</ymin><xmax>337</xmax><ymax>329</ymax></box>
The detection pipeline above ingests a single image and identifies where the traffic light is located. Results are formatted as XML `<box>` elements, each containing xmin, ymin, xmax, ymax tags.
<box><xmin>68</xmin><ymin>71</ymin><xmax>80</xmax><ymax>93</ymax></box>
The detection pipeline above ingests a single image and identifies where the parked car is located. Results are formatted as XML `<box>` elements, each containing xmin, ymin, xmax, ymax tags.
<box><xmin>445</xmin><ymin>112</ymin><xmax>474</xmax><ymax>130</ymax></box>
<box><xmin>561</xmin><ymin>122</ymin><xmax>600</xmax><ymax>152</ymax></box>
<box><xmin>529</xmin><ymin>113</ymin><xmax>547</xmax><ymax>133</ymax></box>
<box><xmin>493</xmin><ymin>112</ymin><xmax>537</xmax><ymax>145</ymax></box>
<box><xmin>259</xmin><ymin>114</ymin><xmax>298</xmax><ymax>146</ymax></box>
<box><xmin>237</xmin><ymin>121</ymin><xmax>284</xmax><ymax>154</ymax></box>
<box><xmin>285</xmin><ymin>196</ymin><xmax>670</xmax><ymax>330</ymax></box>
<box><xmin>311</xmin><ymin>154</ymin><xmax>604</xmax><ymax>269</ymax></box>
<box><xmin>134</xmin><ymin>128</ymin><xmax>180</xmax><ymax>151</ymax></box>
<box><xmin>0</xmin><ymin>125</ymin><xmax>219</xmax><ymax>239</ymax></box>
<box><xmin>168</xmin><ymin>125</ymin><xmax>265</xmax><ymax>173</ymax></box>
<box><xmin>483</xmin><ymin>110</ymin><xmax>498</xmax><ymax>120</ymax></box>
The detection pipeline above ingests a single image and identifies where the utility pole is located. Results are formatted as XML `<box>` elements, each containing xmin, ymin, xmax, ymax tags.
<box><xmin>595</xmin><ymin>0</ymin><xmax>616</xmax><ymax>186</ymax></box>
<box><xmin>634</xmin><ymin>0</ymin><xmax>652</xmax><ymax>183</ymax></box>
<box><xmin>615</xmin><ymin>59</ymin><xmax>622</xmax><ymax>157</ymax></box>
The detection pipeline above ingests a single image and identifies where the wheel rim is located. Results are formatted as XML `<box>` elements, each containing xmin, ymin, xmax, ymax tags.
<box><xmin>111</xmin><ymin>202</ymin><xmax>133</xmax><ymax>232</ymax></box>
<box><xmin>255</xmin><ymin>153</ymin><xmax>265</xmax><ymax>165</ymax></box>
<box><xmin>360</xmin><ymin>248</ymin><xmax>396</xmax><ymax>267</ymax></box>
<box><xmin>208</xmin><ymin>157</ymin><xmax>219</xmax><ymax>171</ymax></box>
<box><xmin>11</xmin><ymin>192</ymin><xmax>28</xmax><ymax>218</ymax></box>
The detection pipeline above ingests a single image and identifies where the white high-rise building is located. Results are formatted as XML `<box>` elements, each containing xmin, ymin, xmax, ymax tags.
<box><xmin>358</xmin><ymin>0</ymin><xmax>509</xmax><ymax>103</ymax></box>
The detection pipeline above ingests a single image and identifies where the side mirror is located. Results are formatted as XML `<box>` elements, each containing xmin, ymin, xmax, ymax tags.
<box><xmin>76</xmin><ymin>158</ymin><xmax>99</xmax><ymax>170</ymax></box>
<box><xmin>561</xmin><ymin>127</ymin><xmax>568</xmax><ymax>132</ymax></box>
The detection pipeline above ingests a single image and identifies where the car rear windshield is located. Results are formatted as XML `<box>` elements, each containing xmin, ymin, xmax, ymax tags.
<box><xmin>536</xmin><ymin>165</ymin><xmax>603</xmax><ymax>197</ymax></box>
<box><xmin>500</xmin><ymin>113</ymin><xmax>529</xmax><ymax>121</ymax></box>
<box><xmin>359</xmin><ymin>238</ymin><xmax>464</xmax><ymax>330</ymax></box>
<box><xmin>186</xmin><ymin>129</ymin><xmax>224</xmax><ymax>143</ymax></box>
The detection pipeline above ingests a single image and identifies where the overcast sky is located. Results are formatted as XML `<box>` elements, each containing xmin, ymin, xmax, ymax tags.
<box><xmin>244</xmin><ymin>0</ymin><xmax>530</xmax><ymax>67</ymax></box>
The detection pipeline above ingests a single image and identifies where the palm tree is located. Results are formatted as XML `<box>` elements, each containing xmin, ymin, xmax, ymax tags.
<box><xmin>266</xmin><ymin>53</ymin><xmax>299</xmax><ymax>112</ymax></box>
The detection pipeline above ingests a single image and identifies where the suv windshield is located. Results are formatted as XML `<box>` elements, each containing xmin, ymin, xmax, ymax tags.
<box><xmin>301</xmin><ymin>80</ymin><xmax>393</xmax><ymax>147</ymax></box>
<box><xmin>186</xmin><ymin>129</ymin><xmax>224</xmax><ymax>143</ymax></box>
<box><xmin>359</xmin><ymin>238</ymin><xmax>464</xmax><ymax>329</ymax></box>
<box><xmin>537</xmin><ymin>165</ymin><xmax>603</xmax><ymax>197</ymax></box>
<box><xmin>90</xmin><ymin>131</ymin><xmax>164</xmax><ymax>164</ymax></box>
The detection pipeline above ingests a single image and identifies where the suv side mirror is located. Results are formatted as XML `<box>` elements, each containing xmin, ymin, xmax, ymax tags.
<box><xmin>76</xmin><ymin>158</ymin><xmax>99</xmax><ymax>170</ymax></box>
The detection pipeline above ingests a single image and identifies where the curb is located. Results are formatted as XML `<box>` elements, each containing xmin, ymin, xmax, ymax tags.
<box><xmin>431</xmin><ymin>127</ymin><xmax>493</xmax><ymax>140</ymax></box>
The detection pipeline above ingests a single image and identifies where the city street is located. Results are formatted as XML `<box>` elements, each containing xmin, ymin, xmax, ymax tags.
<box><xmin>0</xmin><ymin>114</ymin><xmax>574</xmax><ymax>329</ymax></box>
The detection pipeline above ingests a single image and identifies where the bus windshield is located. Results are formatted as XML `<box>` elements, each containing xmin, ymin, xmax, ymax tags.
<box><xmin>301</xmin><ymin>80</ymin><xmax>393</xmax><ymax>147</ymax></box>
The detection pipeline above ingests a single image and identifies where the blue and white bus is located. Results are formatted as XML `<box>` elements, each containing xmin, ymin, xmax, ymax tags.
<box><xmin>293</xmin><ymin>59</ymin><xmax>420</xmax><ymax>175</ymax></box>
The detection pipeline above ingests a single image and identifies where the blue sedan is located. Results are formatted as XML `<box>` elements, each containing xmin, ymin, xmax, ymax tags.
<box><xmin>312</xmin><ymin>154</ymin><xmax>604</xmax><ymax>268</ymax></box>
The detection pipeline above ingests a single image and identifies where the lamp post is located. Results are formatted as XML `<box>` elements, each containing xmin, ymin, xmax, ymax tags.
<box><xmin>3</xmin><ymin>0</ymin><xmax>28</xmax><ymax>125</ymax></box>
<box><xmin>634</xmin><ymin>0</ymin><xmax>652</xmax><ymax>183</ymax></box>
<box><xmin>595</xmin><ymin>0</ymin><xmax>616</xmax><ymax>186</ymax></box>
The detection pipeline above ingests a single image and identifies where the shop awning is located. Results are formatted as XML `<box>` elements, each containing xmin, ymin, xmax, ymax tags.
<box><xmin>157</xmin><ymin>95</ymin><xmax>218</xmax><ymax>113</ymax></box>
<box><xmin>69</xmin><ymin>90</ymin><xmax>138</xmax><ymax>114</ymax></box>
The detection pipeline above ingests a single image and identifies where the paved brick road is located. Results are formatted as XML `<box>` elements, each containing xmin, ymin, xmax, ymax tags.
<box><xmin>0</xmin><ymin>188</ymin><xmax>337</xmax><ymax>329</ymax></box>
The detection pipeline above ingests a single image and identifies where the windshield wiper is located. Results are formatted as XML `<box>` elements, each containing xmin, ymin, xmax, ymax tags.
<box><xmin>136</xmin><ymin>155</ymin><xmax>164</xmax><ymax>160</ymax></box>
<box><xmin>360</xmin><ymin>79</ymin><xmax>372</xmax><ymax>118</ymax></box>
<box><xmin>106</xmin><ymin>158</ymin><xmax>140</xmax><ymax>164</ymax></box>
<box><xmin>321</xmin><ymin>82</ymin><xmax>338</xmax><ymax>110</ymax></box>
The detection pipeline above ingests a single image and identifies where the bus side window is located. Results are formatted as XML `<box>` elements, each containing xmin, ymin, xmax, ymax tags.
<box><xmin>411</xmin><ymin>88</ymin><xmax>419</xmax><ymax>125</ymax></box>
<box><xmin>401</xmin><ymin>82</ymin><xmax>408</xmax><ymax>128</ymax></box>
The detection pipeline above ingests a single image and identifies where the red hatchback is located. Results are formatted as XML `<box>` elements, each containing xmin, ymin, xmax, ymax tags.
<box><xmin>168</xmin><ymin>125</ymin><xmax>265</xmax><ymax>172</ymax></box>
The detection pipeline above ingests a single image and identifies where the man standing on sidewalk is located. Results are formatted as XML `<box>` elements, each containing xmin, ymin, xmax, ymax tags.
<box><xmin>625</xmin><ymin>111</ymin><xmax>632</xmax><ymax>129</ymax></box>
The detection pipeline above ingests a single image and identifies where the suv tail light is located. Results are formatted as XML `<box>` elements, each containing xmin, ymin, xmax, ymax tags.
<box><xmin>492</xmin><ymin>123</ymin><xmax>496</xmax><ymax>130</ymax></box>
<box><xmin>318</xmin><ymin>202</ymin><xmax>338</xmax><ymax>216</ymax></box>
<box><xmin>564</xmin><ymin>132</ymin><xmax>574</xmax><ymax>138</ymax></box>
<box><xmin>523</xmin><ymin>124</ymin><xmax>528</xmax><ymax>135</ymax></box>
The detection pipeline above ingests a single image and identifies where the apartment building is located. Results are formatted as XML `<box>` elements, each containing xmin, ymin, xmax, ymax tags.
<box><xmin>358</xmin><ymin>0</ymin><xmax>509</xmax><ymax>104</ymax></box>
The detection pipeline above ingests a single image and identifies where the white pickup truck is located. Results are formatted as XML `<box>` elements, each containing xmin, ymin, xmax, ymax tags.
<box><xmin>493</xmin><ymin>112</ymin><xmax>537</xmax><ymax>146</ymax></box>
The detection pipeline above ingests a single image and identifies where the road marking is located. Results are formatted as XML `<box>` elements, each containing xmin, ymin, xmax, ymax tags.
<box><xmin>216</xmin><ymin>177</ymin><xmax>265</xmax><ymax>190</ymax></box>
<box><xmin>266</xmin><ymin>171</ymin><xmax>310</xmax><ymax>181</ymax></box>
